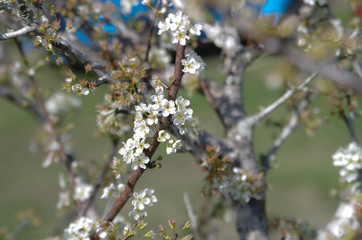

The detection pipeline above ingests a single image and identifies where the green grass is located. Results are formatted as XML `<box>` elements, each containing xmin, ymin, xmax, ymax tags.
<box><xmin>0</xmin><ymin>50</ymin><xmax>361</xmax><ymax>240</ymax></box>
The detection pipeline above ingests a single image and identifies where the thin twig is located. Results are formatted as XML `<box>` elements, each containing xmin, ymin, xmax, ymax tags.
<box><xmin>199</xmin><ymin>77</ymin><xmax>227</xmax><ymax>129</ymax></box>
<box><xmin>54</xmin><ymin>37</ymin><xmax>116</xmax><ymax>85</ymax></box>
<box><xmin>339</xmin><ymin>94</ymin><xmax>358</xmax><ymax>144</ymax></box>
<box><xmin>262</xmin><ymin>94</ymin><xmax>311</xmax><ymax>172</ymax></box>
<box><xmin>251</xmin><ymin>72</ymin><xmax>317</xmax><ymax>124</ymax></box>
<box><xmin>77</xmin><ymin>138</ymin><xmax>118</xmax><ymax>218</ymax></box>
<box><xmin>183</xmin><ymin>192</ymin><xmax>199</xmax><ymax>240</ymax></box>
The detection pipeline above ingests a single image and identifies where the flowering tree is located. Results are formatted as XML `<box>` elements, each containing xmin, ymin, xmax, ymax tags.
<box><xmin>0</xmin><ymin>0</ymin><xmax>361</xmax><ymax>239</ymax></box>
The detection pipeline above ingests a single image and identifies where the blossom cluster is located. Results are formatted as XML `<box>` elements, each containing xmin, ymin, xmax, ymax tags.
<box><xmin>73</xmin><ymin>177</ymin><xmax>93</xmax><ymax>202</ymax></box>
<box><xmin>64</xmin><ymin>77</ymin><xmax>90</xmax><ymax>96</ymax></box>
<box><xmin>113</xmin><ymin>76</ymin><xmax>193</xmax><ymax>178</ymax></box>
<box><xmin>332</xmin><ymin>142</ymin><xmax>362</xmax><ymax>183</ymax></box>
<box><xmin>214</xmin><ymin>168</ymin><xmax>262</xmax><ymax>203</ymax></box>
<box><xmin>129</xmin><ymin>188</ymin><xmax>157</xmax><ymax>220</ymax></box>
<box><xmin>96</xmin><ymin>104</ymin><xmax>131</xmax><ymax>137</ymax></box>
<box><xmin>158</xmin><ymin>10</ymin><xmax>202</xmax><ymax>45</ymax></box>
<box><xmin>34</xmin><ymin>35</ymin><xmax>53</xmax><ymax>51</ymax></box>
<box><xmin>63</xmin><ymin>217</ymin><xmax>97</xmax><ymax>240</ymax></box>
<box><xmin>57</xmin><ymin>174</ymin><xmax>70</xmax><ymax>210</ymax></box>
<box><xmin>181</xmin><ymin>49</ymin><xmax>206</xmax><ymax>76</ymax></box>
<box><xmin>120</xmin><ymin>0</ymin><xmax>139</xmax><ymax>14</ymax></box>
<box><xmin>63</xmin><ymin>216</ymin><xmax>131</xmax><ymax>240</ymax></box>
<box><xmin>45</xmin><ymin>92</ymin><xmax>81</xmax><ymax>117</ymax></box>
<box><xmin>100</xmin><ymin>182</ymin><xmax>125</xmax><ymax>199</ymax></box>
<box><xmin>303</xmin><ymin>0</ymin><xmax>327</xmax><ymax>6</ymax></box>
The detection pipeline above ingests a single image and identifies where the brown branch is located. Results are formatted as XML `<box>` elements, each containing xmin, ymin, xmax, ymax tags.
<box><xmin>77</xmin><ymin>138</ymin><xmax>118</xmax><ymax>218</ymax></box>
<box><xmin>91</xmin><ymin>43</ymin><xmax>185</xmax><ymax>240</ymax></box>
<box><xmin>199</xmin><ymin>77</ymin><xmax>227</xmax><ymax>129</ymax></box>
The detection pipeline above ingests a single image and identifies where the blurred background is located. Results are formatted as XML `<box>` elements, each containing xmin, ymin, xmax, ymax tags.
<box><xmin>1</xmin><ymin>53</ymin><xmax>361</xmax><ymax>239</ymax></box>
<box><xmin>0</xmin><ymin>0</ymin><xmax>362</xmax><ymax>239</ymax></box>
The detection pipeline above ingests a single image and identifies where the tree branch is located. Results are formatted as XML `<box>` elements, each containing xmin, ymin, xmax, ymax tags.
<box><xmin>77</xmin><ymin>138</ymin><xmax>118</xmax><ymax>218</ymax></box>
<box><xmin>183</xmin><ymin>192</ymin><xmax>199</xmax><ymax>240</ymax></box>
<box><xmin>278</xmin><ymin>48</ymin><xmax>362</xmax><ymax>94</ymax></box>
<box><xmin>91</xmin><ymin>43</ymin><xmax>186</xmax><ymax>240</ymax></box>
<box><xmin>144</xmin><ymin>0</ymin><xmax>161</xmax><ymax>63</ymax></box>
<box><xmin>339</xmin><ymin>94</ymin><xmax>358</xmax><ymax>144</ymax></box>
<box><xmin>199</xmin><ymin>77</ymin><xmax>227</xmax><ymax>129</ymax></box>
<box><xmin>0</xmin><ymin>25</ymin><xmax>37</xmax><ymax>40</ymax></box>
<box><xmin>251</xmin><ymin>72</ymin><xmax>317</xmax><ymax>125</ymax></box>
<box><xmin>262</xmin><ymin>94</ymin><xmax>312</xmax><ymax>172</ymax></box>
<box><xmin>0</xmin><ymin>85</ymin><xmax>45</xmax><ymax>122</ymax></box>
<box><xmin>53</xmin><ymin>36</ymin><xmax>116</xmax><ymax>85</ymax></box>
<box><xmin>14</xmin><ymin>39</ymin><xmax>76</xmax><ymax>189</ymax></box>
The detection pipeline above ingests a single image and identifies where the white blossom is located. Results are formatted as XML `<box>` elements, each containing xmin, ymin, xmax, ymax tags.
<box><xmin>181</xmin><ymin>57</ymin><xmax>200</xmax><ymax>74</ymax></box>
<box><xmin>332</xmin><ymin>143</ymin><xmax>362</xmax><ymax>183</ymax></box>
<box><xmin>132</xmin><ymin>153</ymin><xmax>150</xmax><ymax>170</ymax></box>
<box><xmin>133</xmin><ymin>120</ymin><xmax>150</xmax><ymax>138</ymax></box>
<box><xmin>151</xmin><ymin>94</ymin><xmax>166</xmax><ymax>111</ymax></box>
<box><xmin>175</xmin><ymin>96</ymin><xmax>190</xmax><ymax>110</ymax></box>
<box><xmin>146</xmin><ymin>111</ymin><xmax>159</xmax><ymax>125</ymax></box>
<box><xmin>129</xmin><ymin>189</ymin><xmax>157</xmax><ymax>220</ymax></box>
<box><xmin>157</xmin><ymin>130</ymin><xmax>170</xmax><ymax>142</ymax></box>
<box><xmin>171</xmin><ymin>30</ymin><xmax>190</xmax><ymax>46</ymax></box>
<box><xmin>303</xmin><ymin>0</ymin><xmax>315</xmax><ymax>6</ymax></box>
<box><xmin>45</xmin><ymin>92</ymin><xmax>81</xmax><ymax>117</ymax></box>
<box><xmin>162</xmin><ymin>100</ymin><xmax>176</xmax><ymax>117</ymax></box>
<box><xmin>74</xmin><ymin>178</ymin><xmax>93</xmax><ymax>201</ymax></box>
<box><xmin>182</xmin><ymin>49</ymin><xmax>206</xmax><ymax>75</ymax></box>
<box><xmin>158</xmin><ymin>10</ymin><xmax>202</xmax><ymax>46</ymax></box>
<box><xmin>63</xmin><ymin>217</ymin><xmax>95</xmax><ymax>240</ymax></box>
<box><xmin>120</xmin><ymin>0</ymin><xmax>139</xmax><ymax>14</ymax></box>
<box><xmin>134</xmin><ymin>138</ymin><xmax>150</xmax><ymax>156</ymax></box>
<box><xmin>190</xmin><ymin>24</ymin><xmax>202</xmax><ymax>36</ymax></box>
<box><xmin>166</xmin><ymin>139</ymin><xmax>182</xmax><ymax>154</ymax></box>
<box><xmin>101</xmin><ymin>183</ymin><xmax>115</xmax><ymax>199</ymax></box>
<box><xmin>56</xmin><ymin>191</ymin><xmax>70</xmax><ymax>209</ymax></box>
<box><xmin>71</xmin><ymin>83</ymin><xmax>89</xmax><ymax>96</ymax></box>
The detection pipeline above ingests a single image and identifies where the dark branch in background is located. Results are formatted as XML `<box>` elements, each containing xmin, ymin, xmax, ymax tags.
<box><xmin>0</xmin><ymin>85</ymin><xmax>45</xmax><ymax>122</ymax></box>
<box><xmin>53</xmin><ymin>37</ymin><xmax>116</xmax><ymax>85</ymax></box>
<box><xmin>144</xmin><ymin>0</ymin><xmax>161</xmax><ymax>63</ymax></box>
<box><xmin>199</xmin><ymin>77</ymin><xmax>227</xmax><ymax>129</ymax></box>
<box><xmin>262</xmin><ymin>40</ymin><xmax>362</xmax><ymax>94</ymax></box>
<box><xmin>339</xmin><ymin>94</ymin><xmax>358</xmax><ymax>144</ymax></box>
<box><xmin>261</xmin><ymin>93</ymin><xmax>312</xmax><ymax>172</ymax></box>
<box><xmin>14</xmin><ymin>39</ymin><xmax>76</xmax><ymax>189</ymax></box>
<box><xmin>91</xmin><ymin>43</ymin><xmax>185</xmax><ymax>240</ymax></box>
<box><xmin>230</xmin><ymin>12</ymin><xmax>362</xmax><ymax>95</ymax></box>
<box><xmin>77</xmin><ymin>139</ymin><xmax>118</xmax><ymax>218</ymax></box>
